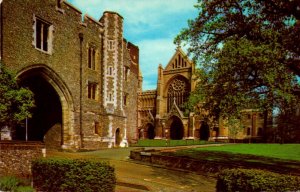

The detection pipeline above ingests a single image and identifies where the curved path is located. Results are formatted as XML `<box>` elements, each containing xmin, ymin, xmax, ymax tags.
<box><xmin>82</xmin><ymin>147</ymin><xmax>216</xmax><ymax>192</ymax></box>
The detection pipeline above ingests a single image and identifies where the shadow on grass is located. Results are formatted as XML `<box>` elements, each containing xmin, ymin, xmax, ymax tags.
<box><xmin>162</xmin><ymin>150</ymin><xmax>300</xmax><ymax>176</ymax></box>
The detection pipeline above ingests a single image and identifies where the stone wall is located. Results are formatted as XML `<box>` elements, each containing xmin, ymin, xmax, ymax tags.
<box><xmin>0</xmin><ymin>141</ymin><xmax>45</xmax><ymax>177</ymax></box>
<box><xmin>130</xmin><ymin>148</ymin><xmax>300</xmax><ymax>176</ymax></box>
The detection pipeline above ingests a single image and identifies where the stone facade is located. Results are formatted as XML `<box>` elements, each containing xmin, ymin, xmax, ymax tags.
<box><xmin>0</xmin><ymin>0</ymin><xmax>140</xmax><ymax>149</ymax></box>
<box><xmin>138</xmin><ymin>47</ymin><xmax>265</xmax><ymax>142</ymax></box>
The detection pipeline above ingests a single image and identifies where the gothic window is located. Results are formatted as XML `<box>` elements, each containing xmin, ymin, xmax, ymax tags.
<box><xmin>123</xmin><ymin>93</ymin><xmax>128</xmax><ymax>106</ymax></box>
<box><xmin>107</xmin><ymin>92</ymin><xmax>114</xmax><ymax>103</ymax></box>
<box><xmin>88</xmin><ymin>82</ymin><xmax>97</xmax><ymax>100</ymax></box>
<box><xmin>95</xmin><ymin>121</ymin><xmax>100</xmax><ymax>135</ymax></box>
<box><xmin>167</xmin><ymin>77</ymin><xmax>190</xmax><ymax>112</ymax></box>
<box><xmin>247</xmin><ymin>127</ymin><xmax>251</xmax><ymax>135</ymax></box>
<box><xmin>124</xmin><ymin>66</ymin><xmax>130</xmax><ymax>81</ymax></box>
<box><xmin>247</xmin><ymin>114</ymin><xmax>251</xmax><ymax>119</ymax></box>
<box><xmin>107</xmin><ymin>66</ymin><xmax>114</xmax><ymax>76</ymax></box>
<box><xmin>88</xmin><ymin>47</ymin><xmax>96</xmax><ymax>70</ymax></box>
<box><xmin>57</xmin><ymin>0</ymin><xmax>62</xmax><ymax>8</ymax></box>
<box><xmin>108</xmin><ymin>40</ymin><xmax>115</xmax><ymax>50</ymax></box>
<box><xmin>257</xmin><ymin>127</ymin><xmax>263</xmax><ymax>136</ymax></box>
<box><xmin>34</xmin><ymin>17</ymin><xmax>53</xmax><ymax>53</ymax></box>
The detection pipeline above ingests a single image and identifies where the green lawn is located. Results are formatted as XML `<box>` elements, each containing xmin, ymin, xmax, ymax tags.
<box><xmin>192</xmin><ymin>144</ymin><xmax>300</xmax><ymax>161</ymax></box>
<box><xmin>166</xmin><ymin>144</ymin><xmax>300</xmax><ymax>175</ymax></box>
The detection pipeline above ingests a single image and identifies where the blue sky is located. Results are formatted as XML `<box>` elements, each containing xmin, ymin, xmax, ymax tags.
<box><xmin>68</xmin><ymin>0</ymin><xmax>198</xmax><ymax>90</ymax></box>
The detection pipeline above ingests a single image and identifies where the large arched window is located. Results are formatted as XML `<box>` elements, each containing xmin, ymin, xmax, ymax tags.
<box><xmin>167</xmin><ymin>76</ymin><xmax>190</xmax><ymax>112</ymax></box>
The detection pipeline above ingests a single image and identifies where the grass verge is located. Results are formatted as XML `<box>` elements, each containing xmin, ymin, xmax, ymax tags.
<box><xmin>192</xmin><ymin>144</ymin><xmax>300</xmax><ymax>161</ymax></box>
<box><xmin>165</xmin><ymin>144</ymin><xmax>300</xmax><ymax>175</ymax></box>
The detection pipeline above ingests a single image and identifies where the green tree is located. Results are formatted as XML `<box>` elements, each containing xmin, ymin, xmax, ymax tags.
<box><xmin>176</xmin><ymin>0</ymin><xmax>299</xmax><ymax>120</ymax></box>
<box><xmin>0</xmin><ymin>65</ymin><xmax>34</xmax><ymax>137</ymax></box>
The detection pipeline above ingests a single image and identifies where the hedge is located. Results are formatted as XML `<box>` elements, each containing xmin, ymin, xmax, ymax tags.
<box><xmin>216</xmin><ymin>168</ymin><xmax>300</xmax><ymax>192</ymax></box>
<box><xmin>32</xmin><ymin>159</ymin><xmax>116</xmax><ymax>192</ymax></box>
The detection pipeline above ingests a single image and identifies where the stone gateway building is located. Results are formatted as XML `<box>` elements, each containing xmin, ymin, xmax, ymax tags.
<box><xmin>0</xmin><ymin>0</ymin><xmax>141</xmax><ymax>149</ymax></box>
<box><xmin>0</xmin><ymin>0</ymin><xmax>266</xmax><ymax>149</ymax></box>
<box><xmin>138</xmin><ymin>47</ymin><xmax>266</xmax><ymax>142</ymax></box>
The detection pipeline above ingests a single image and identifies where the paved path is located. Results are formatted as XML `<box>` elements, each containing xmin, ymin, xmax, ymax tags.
<box><xmin>83</xmin><ymin>147</ymin><xmax>216</xmax><ymax>192</ymax></box>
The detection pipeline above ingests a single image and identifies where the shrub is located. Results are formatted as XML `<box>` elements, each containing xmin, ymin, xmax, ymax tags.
<box><xmin>216</xmin><ymin>168</ymin><xmax>300</xmax><ymax>192</ymax></box>
<box><xmin>0</xmin><ymin>176</ymin><xmax>20</xmax><ymax>191</ymax></box>
<box><xmin>0</xmin><ymin>176</ymin><xmax>34</xmax><ymax>192</ymax></box>
<box><xmin>32</xmin><ymin>158</ymin><xmax>116</xmax><ymax>192</ymax></box>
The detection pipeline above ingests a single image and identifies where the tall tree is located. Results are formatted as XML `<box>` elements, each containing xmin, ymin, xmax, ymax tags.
<box><xmin>177</xmin><ymin>0</ymin><xmax>300</xmax><ymax>119</ymax></box>
<box><xmin>176</xmin><ymin>0</ymin><xmax>300</xmax><ymax>69</ymax></box>
<box><xmin>176</xmin><ymin>0</ymin><xmax>300</xmax><ymax>142</ymax></box>
<box><xmin>0</xmin><ymin>65</ymin><xmax>34</xmax><ymax>135</ymax></box>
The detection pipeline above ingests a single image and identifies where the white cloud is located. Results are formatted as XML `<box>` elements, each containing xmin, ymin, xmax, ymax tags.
<box><xmin>67</xmin><ymin>0</ymin><xmax>197</xmax><ymax>90</ymax></box>
<box><xmin>70</xmin><ymin>0</ymin><xmax>196</xmax><ymax>23</ymax></box>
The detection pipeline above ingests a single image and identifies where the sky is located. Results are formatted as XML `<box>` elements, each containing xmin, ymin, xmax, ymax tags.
<box><xmin>68</xmin><ymin>0</ymin><xmax>198</xmax><ymax>90</ymax></box>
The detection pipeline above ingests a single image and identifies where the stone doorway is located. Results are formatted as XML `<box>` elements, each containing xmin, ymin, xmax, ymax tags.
<box><xmin>115</xmin><ymin>128</ymin><xmax>121</xmax><ymax>146</ymax></box>
<box><xmin>200</xmin><ymin>122</ymin><xmax>210</xmax><ymax>141</ymax></box>
<box><xmin>146</xmin><ymin>123</ymin><xmax>155</xmax><ymax>139</ymax></box>
<box><xmin>169</xmin><ymin>116</ymin><xmax>184</xmax><ymax>140</ymax></box>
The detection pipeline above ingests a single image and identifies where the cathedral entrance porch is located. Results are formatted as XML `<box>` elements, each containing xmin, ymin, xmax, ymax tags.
<box><xmin>168</xmin><ymin>116</ymin><xmax>184</xmax><ymax>140</ymax></box>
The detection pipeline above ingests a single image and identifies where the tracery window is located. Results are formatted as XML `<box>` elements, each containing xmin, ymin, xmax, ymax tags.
<box><xmin>167</xmin><ymin>77</ymin><xmax>190</xmax><ymax>112</ymax></box>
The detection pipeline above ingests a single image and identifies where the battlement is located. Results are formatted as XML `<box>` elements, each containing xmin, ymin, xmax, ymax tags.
<box><xmin>139</xmin><ymin>90</ymin><xmax>157</xmax><ymax>96</ymax></box>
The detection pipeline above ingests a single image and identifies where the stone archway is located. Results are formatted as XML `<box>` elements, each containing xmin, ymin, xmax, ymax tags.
<box><xmin>200</xmin><ymin>122</ymin><xmax>210</xmax><ymax>141</ymax></box>
<box><xmin>145</xmin><ymin>123</ymin><xmax>155</xmax><ymax>139</ymax></box>
<box><xmin>169</xmin><ymin>116</ymin><xmax>184</xmax><ymax>140</ymax></box>
<box><xmin>16</xmin><ymin>65</ymin><xmax>74</xmax><ymax>149</ymax></box>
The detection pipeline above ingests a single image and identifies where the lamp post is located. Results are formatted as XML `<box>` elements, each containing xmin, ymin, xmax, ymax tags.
<box><xmin>25</xmin><ymin>117</ymin><xmax>28</xmax><ymax>141</ymax></box>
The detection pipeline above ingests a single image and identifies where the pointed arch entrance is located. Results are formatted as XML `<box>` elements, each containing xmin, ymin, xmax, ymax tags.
<box><xmin>200</xmin><ymin>121</ymin><xmax>210</xmax><ymax>141</ymax></box>
<box><xmin>145</xmin><ymin>123</ymin><xmax>155</xmax><ymax>139</ymax></box>
<box><xmin>169</xmin><ymin>116</ymin><xmax>184</xmax><ymax>140</ymax></box>
<box><xmin>16</xmin><ymin>65</ymin><xmax>74</xmax><ymax>149</ymax></box>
